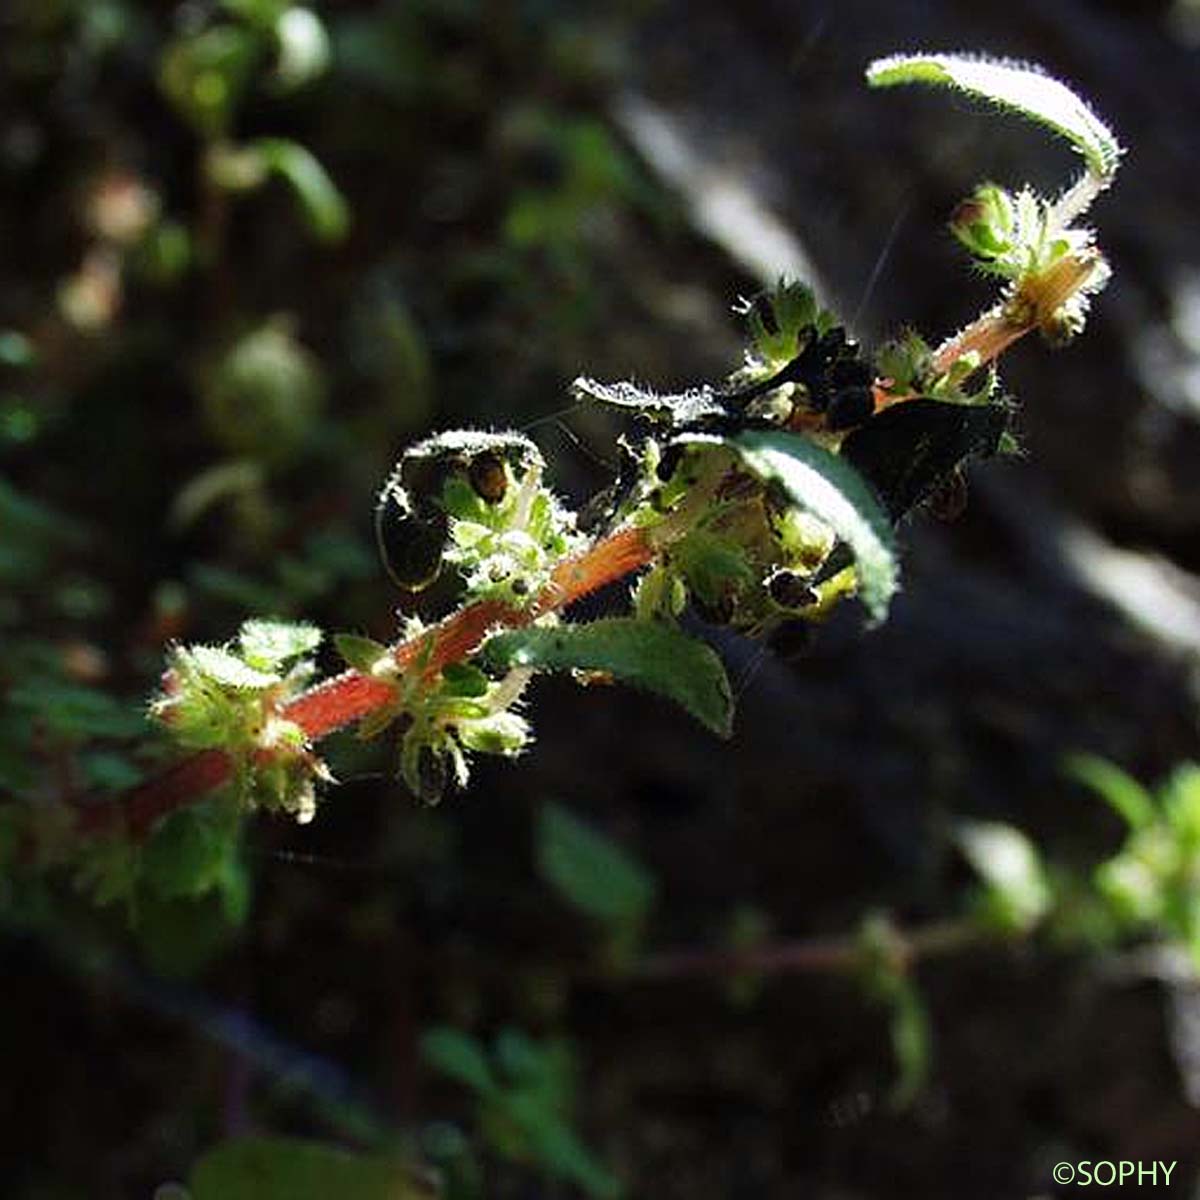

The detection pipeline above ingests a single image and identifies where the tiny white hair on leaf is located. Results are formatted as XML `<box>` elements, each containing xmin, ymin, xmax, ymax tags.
<box><xmin>866</xmin><ymin>51</ymin><xmax>1122</xmax><ymax>184</ymax></box>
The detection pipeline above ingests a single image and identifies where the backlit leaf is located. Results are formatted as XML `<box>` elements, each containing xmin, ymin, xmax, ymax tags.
<box><xmin>867</xmin><ymin>52</ymin><xmax>1121</xmax><ymax>181</ymax></box>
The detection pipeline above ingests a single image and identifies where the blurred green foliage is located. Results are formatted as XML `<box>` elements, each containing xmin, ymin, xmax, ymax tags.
<box><xmin>422</xmin><ymin>1026</ymin><xmax>622</xmax><ymax>1199</ymax></box>
<box><xmin>188</xmin><ymin>1135</ymin><xmax>429</xmax><ymax>1200</ymax></box>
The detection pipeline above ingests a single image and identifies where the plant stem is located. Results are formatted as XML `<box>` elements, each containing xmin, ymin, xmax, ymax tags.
<box><xmin>930</xmin><ymin>251</ymin><xmax>1101</xmax><ymax>377</ymax></box>
<box><xmin>634</xmin><ymin>917</ymin><xmax>988</xmax><ymax>981</ymax></box>
<box><xmin>930</xmin><ymin>304</ymin><xmax>1028</xmax><ymax>377</ymax></box>
<box><xmin>75</xmin><ymin>525</ymin><xmax>658</xmax><ymax>838</ymax></box>
<box><xmin>74</xmin><ymin>247</ymin><xmax>1099</xmax><ymax>842</ymax></box>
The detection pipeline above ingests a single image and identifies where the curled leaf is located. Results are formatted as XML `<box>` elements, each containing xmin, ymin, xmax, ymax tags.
<box><xmin>867</xmin><ymin>52</ymin><xmax>1122</xmax><ymax>182</ymax></box>
<box><xmin>724</xmin><ymin>430</ymin><xmax>898</xmax><ymax>623</ymax></box>
<box><xmin>250</xmin><ymin>138</ymin><xmax>350</xmax><ymax>241</ymax></box>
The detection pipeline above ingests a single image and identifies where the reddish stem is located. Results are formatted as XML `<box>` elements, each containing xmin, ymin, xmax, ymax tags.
<box><xmin>73</xmin><ymin>249</ymin><xmax>1097</xmax><ymax>847</ymax></box>
<box><xmin>75</xmin><ymin>526</ymin><xmax>657</xmax><ymax>839</ymax></box>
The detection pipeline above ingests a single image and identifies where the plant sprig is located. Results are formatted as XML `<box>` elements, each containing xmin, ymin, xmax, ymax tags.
<box><xmin>14</xmin><ymin>52</ymin><xmax>1123</xmax><ymax>911</ymax></box>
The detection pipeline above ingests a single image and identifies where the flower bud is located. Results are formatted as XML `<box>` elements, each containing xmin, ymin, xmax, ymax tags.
<box><xmin>949</xmin><ymin>184</ymin><xmax>1015</xmax><ymax>263</ymax></box>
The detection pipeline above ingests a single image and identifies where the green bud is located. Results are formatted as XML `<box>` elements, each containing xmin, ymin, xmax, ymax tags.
<box><xmin>456</xmin><ymin>711</ymin><xmax>530</xmax><ymax>756</ymax></box>
<box><xmin>334</xmin><ymin>632</ymin><xmax>392</xmax><ymax>675</ymax></box>
<box><xmin>949</xmin><ymin>183</ymin><xmax>1015</xmax><ymax>266</ymax></box>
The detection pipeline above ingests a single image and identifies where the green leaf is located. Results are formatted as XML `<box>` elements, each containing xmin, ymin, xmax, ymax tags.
<box><xmin>81</xmin><ymin>752</ymin><xmax>144</xmax><ymax>792</ymax></box>
<box><xmin>571</xmin><ymin>376</ymin><xmax>726</xmax><ymax>428</ymax></box>
<box><xmin>726</xmin><ymin>430</ymin><xmax>898</xmax><ymax>623</ymax></box>
<box><xmin>135</xmin><ymin>890</ymin><xmax>244</xmax><ymax>977</ymax></box>
<box><xmin>887</xmin><ymin>976</ymin><xmax>931</xmax><ymax>1110</ymax></box>
<box><xmin>189</xmin><ymin>1136</ymin><xmax>426</xmax><ymax>1200</ymax></box>
<box><xmin>955</xmin><ymin>820</ymin><xmax>1052</xmax><ymax>933</ymax></box>
<box><xmin>251</xmin><ymin>138</ymin><xmax>350</xmax><ymax>241</ymax></box>
<box><xmin>1161</xmin><ymin>764</ymin><xmax>1200</xmax><ymax>846</ymax></box>
<box><xmin>441</xmin><ymin>661</ymin><xmax>490</xmax><ymax>697</ymax></box>
<box><xmin>333</xmin><ymin>632</ymin><xmax>390</xmax><ymax>674</ymax></box>
<box><xmin>239</xmin><ymin>617</ymin><xmax>321</xmax><ymax>669</ymax></box>
<box><xmin>141</xmin><ymin>798</ymin><xmax>243</xmax><ymax>902</ymax></box>
<box><xmin>7</xmin><ymin>680</ymin><xmax>147</xmax><ymax>740</ymax></box>
<box><xmin>481</xmin><ymin>618</ymin><xmax>733</xmax><ymax>737</ymax></box>
<box><xmin>187</xmin><ymin>644</ymin><xmax>280</xmax><ymax>690</ymax></box>
<box><xmin>511</xmin><ymin>1102</ymin><xmax>623</xmax><ymax>1200</ymax></box>
<box><xmin>220</xmin><ymin>0</ymin><xmax>290</xmax><ymax>26</ymax></box>
<box><xmin>537</xmin><ymin>803</ymin><xmax>657</xmax><ymax>924</ymax></box>
<box><xmin>421</xmin><ymin>1027</ymin><xmax>496</xmax><ymax>1095</ymax></box>
<box><xmin>1064</xmin><ymin>753</ymin><xmax>1156</xmax><ymax>831</ymax></box>
<box><xmin>159</xmin><ymin>25</ymin><xmax>260</xmax><ymax>139</ymax></box>
<box><xmin>866</xmin><ymin>52</ymin><xmax>1121</xmax><ymax>181</ymax></box>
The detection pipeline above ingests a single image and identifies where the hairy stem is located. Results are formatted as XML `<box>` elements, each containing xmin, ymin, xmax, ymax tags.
<box><xmin>76</xmin><ymin>525</ymin><xmax>657</xmax><ymax>838</ymax></box>
<box><xmin>931</xmin><ymin>251</ymin><xmax>1100</xmax><ymax>377</ymax></box>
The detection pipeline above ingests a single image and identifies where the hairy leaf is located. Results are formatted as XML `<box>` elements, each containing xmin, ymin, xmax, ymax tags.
<box><xmin>239</xmin><ymin>618</ymin><xmax>321</xmax><ymax>669</ymax></box>
<box><xmin>187</xmin><ymin>644</ymin><xmax>280</xmax><ymax>690</ymax></box>
<box><xmin>867</xmin><ymin>53</ymin><xmax>1121</xmax><ymax>181</ymax></box>
<box><xmin>727</xmin><ymin>430</ymin><xmax>898</xmax><ymax>623</ymax></box>
<box><xmin>572</xmin><ymin>376</ymin><xmax>726</xmax><ymax>428</ymax></box>
<box><xmin>481</xmin><ymin>618</ymin><xmax>733</xmax><ymax>737</ymax></box>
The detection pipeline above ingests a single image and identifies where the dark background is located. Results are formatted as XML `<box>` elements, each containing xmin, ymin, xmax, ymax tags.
<box><xmin>3</xmin><ymin>1</ymin><xmax>1200</xmax><ymax>1196</ymax></box>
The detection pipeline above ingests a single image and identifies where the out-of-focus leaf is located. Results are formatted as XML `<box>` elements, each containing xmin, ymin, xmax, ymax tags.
<box><xmin>536</xmin><ymin>802</ymin><xmax>657</xmax><ymax>924</ymax></box>
<box><xmin>1162</xmin><ymin>764</ymin><xmax>1200</xmax><ymax>848</ymax></box>
<box><xmin>80</xmin><ymin>751</ymin><xmax>144</xmax><ymax>792</ymax></box>
<box><xmin>140</xmin><ymin>798</ymin><xmax>243</xmax><ymax>902</ymax></box>
<box><xmin>273</xmin><ymin>7</ymin><xmax>330</xmax><ymax>90</ymax></box>
<box><xmin>204</xmin><ymin>317</ymin><xmax>325</xmax><ymax>465</ymax></box>
<box><xmin>159</xmin><ymin>25</ymin><xmax>260</xmax><ymax>138</ymax></box>
<box><xmin>171</xmin><ymin>460</ymin><xmax>265</xmax><ymax>531</ymax></box>
<box><xmin>1065</xmin><ymin>753</ymin><xmax>1156</xmax><ymax>831</ymax></box>
<box><xmin>190</xmin><ymin>1136</ymin><xmax>430</xmax><ymax>1200</ymax></box>
<box><xmin>0</xmin><ymin>330</ymin><xmax>36</xmax><ymax>368</ymax></box>
<box><xmin>135</xmin><ymin>889</ymin><xmax>244</xmax><ymax>977</ymax></box>
<box><xmin>7</xmin><ymin>680</ymin><xmax>146</xmax><ymax>740</ymax></box>
<box><xmin>421</xmin><ymin>1027</ymin><xmax>496</xmax><ymax>1095</ymax></box>
<box><xmin>221</xmin><ymin>0</ymin><xmax>290</xmax><ymax>26</ymax></box>
<box><xmin>251</xmin><ymin>138</ymin><xmax>350</xmax><ymax>241</ymax></box>
<box><xmin>956</xmin><ymin>820</ymin><xmax>1052</xmax><ymax>933</ymax></box>
<box><xmin>887</xmin><ymin>975</ymin><xmax>931</xmax><ymax>1110</ymax></box>
<box><xmin>505</xmin><ymin>1096</ymin><xmax>623</xmax><ymax>1199</ymax></box>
